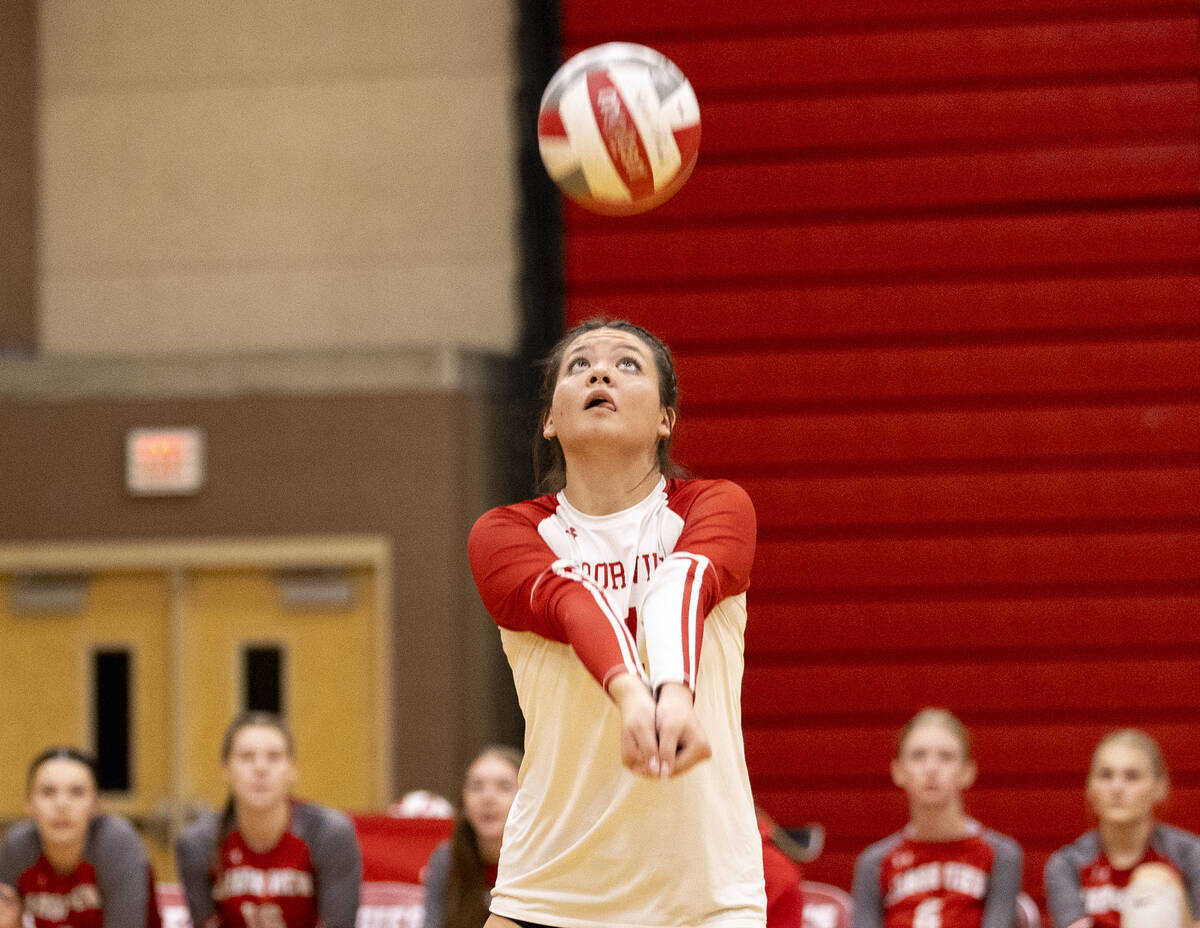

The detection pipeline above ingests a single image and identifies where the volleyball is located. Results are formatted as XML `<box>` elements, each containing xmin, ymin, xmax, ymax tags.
<box><xmin>537</xmin><ymin>42</ymin><xmax>701</xmax><ymax>216</ymax></box>
<box><xmin>387</xmin><ymin>789</ymin><xmax>455</xmax><ymax>819</ymax></box>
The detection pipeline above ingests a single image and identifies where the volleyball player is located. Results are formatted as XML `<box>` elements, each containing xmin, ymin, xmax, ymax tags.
<box><xmin>174</xmin><ymin>711</ymin><xmax>362</xmax><ymax>928</ymax></box>
<box><xmin>1044</xmin><ymin>729</ymin><xmax>1200</xmax><ymax>928</ymax></box>
<box><xmin>468</xmin><ymin>319</ymin><xmax>766</xmax><ymax>928</ymax></box>
<box><xmin>421</xmin><ymin>745</ymin><xmax>522</xmax><ymax>928</ymax></box>
<box><xmin>0</xmin><ymin>746</ymin><xmax>160</xmax><ymax>928</ymax></box>
<box><xmin>851</xmin><ymin>708</ymin><xmax>1023</xmax><ymax>928</ymax></box>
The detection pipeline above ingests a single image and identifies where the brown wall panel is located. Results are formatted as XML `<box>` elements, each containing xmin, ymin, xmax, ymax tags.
<box><xmin>0</xmin><ymin>0</ymin><xmax>37</xmax><ymax>353</ymax></box>
<box><xmin>0</xmin><ymin>388</ymin><xmax>521</xmax><ymax>800</ymax></box>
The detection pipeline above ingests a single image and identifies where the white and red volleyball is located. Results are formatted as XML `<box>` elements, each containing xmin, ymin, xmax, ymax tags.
<box><xmin>537</xmin><ymin>42</ymin><xmax>701</xmax><ymax>216</ymax></box>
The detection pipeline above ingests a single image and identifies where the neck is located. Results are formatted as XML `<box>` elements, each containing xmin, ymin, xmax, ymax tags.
<box><xmin>908</xmin><ymin>802</ymin><xmax>971</xmax><ymax>841</ymax></box>
<box><xmin>43</xmin><ymin>836</ymin><xmax>86</xmax><ymax>875</ymax></box>
<box><xmin>561</xmin><ymin>452</ymin><xmax>662</xmax><ymax>515</ymax></box>
<box><xmin>1100</xmin><ymin>818</ymin><xmax>1154</xmax><ymax>867</ymax></box>
<box><xmin>477</xmin><ymin>834</ymin><xmax>502</xmax><ymax>865</ymax></box>
<box><xmin>236</xmin><ymin>801</ymin><xmax>291</xmax><ymax>854</ymax></box>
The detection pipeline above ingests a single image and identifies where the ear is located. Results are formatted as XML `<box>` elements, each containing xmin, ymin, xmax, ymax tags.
<box><xmin>658</xmin><ymin>407</ymin><xmax>676</xmax><ymax>440</ymax></box>
<box><xmin>542</xmin><ymin>411</ymin><xmax>556</xmax><ymax>441</ymax></box>
<box><xmin>890</xmin><ymin>758</ymin><xmax>907</xmax><ymax>790</ymax></box>
<box><xmin>958</xmin><ymin>759</ymin><xmax>978</xmax><ymax>791</ymax></box>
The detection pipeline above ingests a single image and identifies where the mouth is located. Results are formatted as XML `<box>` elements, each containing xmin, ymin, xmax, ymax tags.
<box><xmin>585</xmin><ymin>391</ymin><xmax>616</xmax><ymax>411</ymax></box>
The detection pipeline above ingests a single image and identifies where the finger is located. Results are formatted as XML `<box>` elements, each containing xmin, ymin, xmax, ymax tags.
<box><xmin>655</xmin><ymin>720</ymin><xmax>681</xmax><ymax>779</ymax></box>
<box><xmin>669</xmin><ymin>733</ymin><xmax>713</xmax><ymax>777</ymax></box>
<box><xmin>622</xmin><ymin>720</ymin><xmax>659</xmax><ymax>778</ymax></box>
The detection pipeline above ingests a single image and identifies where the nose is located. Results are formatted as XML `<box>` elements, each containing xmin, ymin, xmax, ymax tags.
<box><xmin>588</xmin><ymin>366</ymin><xmax>611</xmax><ymax>384</ymax></box>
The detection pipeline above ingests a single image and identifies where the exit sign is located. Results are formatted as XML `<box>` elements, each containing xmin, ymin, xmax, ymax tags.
<box><xmin>126</xmin><ymin>427</ymin><xmax>205</xmax><ymax>496</ymax></box>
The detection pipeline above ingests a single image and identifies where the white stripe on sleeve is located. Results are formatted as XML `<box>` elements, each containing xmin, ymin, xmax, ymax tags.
<box><xmin>641</xmin><ymin>551</ymin><xmax>711</xmax><ymax>691</ymax></box>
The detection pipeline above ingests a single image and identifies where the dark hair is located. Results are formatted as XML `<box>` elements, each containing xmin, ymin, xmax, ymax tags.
<box><xmin>213</xmin><ymin>712</ymin><xmax>297</xmax><ymax>873</ymax></box>
<box><xmin>533</xmin><ymin>318</ymin><xmax>686</xmax><ymax>494</ymax></box>
<box><xmin>443</xmin><ymin>745</ymin><xmax>523</xmax><ymax>928</ymax></box>
<box><xmin>27</xmin><ymin>746</ymin><xmax>99</xmax><ymax>793</ymax></box>
<box><xmin>220</xmin><ymin>710</ymin><xmax>295</xmax><ymax>762</ymax></box>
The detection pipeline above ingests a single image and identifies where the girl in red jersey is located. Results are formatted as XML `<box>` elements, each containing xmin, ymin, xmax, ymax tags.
<box><xmin>174</xmin><ymin>712</ymin><xmax>362</xmax><ymax>928</ymax></box>
<box><xmin>468</xmin><ymin>319</ymin><xmax>766</xmax><ymax>928</ymax></box>
<box><xmin>0</xmin><ymin>747</ymin><xmax>160</xmax><ymax>928</ymax></box>
<box><xmin>852</xmin><ymin>708</ymin><xmax>1023</xmax><ymax>928</ymax></box>
<box><xmin>1044</xmin><ymin>729</ymin><xmax>1200</xmax><ymax>928</ymax></box>
<box><xmin>420</xmin><ymin>745</ymin><xmax>522</xmax><ymax>928</ymax></box>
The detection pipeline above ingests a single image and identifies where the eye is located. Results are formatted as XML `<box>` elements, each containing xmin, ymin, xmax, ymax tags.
<box><xmin>617</xmin><ymin>355</ymin><xmax>642</xmax><ymax>371</ymax></box>
<box><xmin>565</xmin><ymin>356</ymin><xmax>588</xmax><ymax>373</ymax></box>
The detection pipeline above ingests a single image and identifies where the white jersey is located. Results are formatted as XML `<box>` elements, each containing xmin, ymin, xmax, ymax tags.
<box><xmin>469</xmin><ymin>477</ymin><xmax>767</xmax><ymax>928</ymax></box>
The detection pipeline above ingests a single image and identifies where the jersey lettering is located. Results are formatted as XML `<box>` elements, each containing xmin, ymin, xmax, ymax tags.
<box><xmin>888</xmin><ymin>862</ymin><xmax>987</xmax><ymax>903</ymax></box>
<box><xmin>216</xmin><ymin>865</ymin><xmax>314</xmax><ymax>898</ymax></box>
<box><xmin>23</xmin><ymin>885</ymin><xmax>102</xmax><ymax>921</ymax></box>
<box><xmin>13</xmin><ymin>855</ymin><xmax>105</xmax><ymax>928</ymax></box>
<box><xmin>240</xmin><ymin>901</ymin><xmax>287</xmax><ymax>928</ymax></box>
<box><xmin>211</xmin><ymin>830</ymin><xmax>319</xmax><ymax>928</ymax></box>
<box><xmin>631</xmin><ymin>551</ymin><xmax>664</xmax><ymax>583</ymax></box>
<box><xmin>578</xmin><ymin>552</ymin><xmax>665</xmax><ymax>590</ymax></box>
<box><xmin>913</xmin><ymin>898</ymin><xmax>942</xmax><ymax>928</ymax></box>
<box><xmin>889</xmin><ymin>862</ymin><xmax>943</xmax><ymax>901</ymax></box>
<box><xmin>578</xmin><ymin>559</ymin><xmax>628</xmax><ymax>590</ymax></box>
<box><xmin>878</xmin><ymin>831</ymin><xmax>997</xmax><ymax>928</ymax></box>
<box><xmin>943</xmin><ymin>862</ymin><xmax>987</xmax><ymax>898</ymax></box>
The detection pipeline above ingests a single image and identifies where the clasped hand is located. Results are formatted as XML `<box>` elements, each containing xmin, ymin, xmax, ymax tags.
<box><xmin>609</xmin><ymin>674</ymin><xmax>713</xmax><ymax>779</ymax></box>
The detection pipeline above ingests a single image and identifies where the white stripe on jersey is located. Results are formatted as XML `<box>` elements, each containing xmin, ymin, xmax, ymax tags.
<box><xmin>681</xmin><ymin>553</ymin><xmax>711</xmax><ymax>688</ymax></box>
<box><xmin>643</xmin><ymin>551</ymin><xmax>712</xmax><ymax>691</ymax></box>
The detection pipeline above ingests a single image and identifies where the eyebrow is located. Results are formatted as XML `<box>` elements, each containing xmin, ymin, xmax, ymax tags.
<box><xmin>568</xmin><ymin>339</ymin><xmax>649</xmax><ymax>358</ymax></box>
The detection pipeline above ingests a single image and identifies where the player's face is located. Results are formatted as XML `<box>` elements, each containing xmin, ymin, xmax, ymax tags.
<box><xmin>543</xmin><ymin>328</ymin><xmax>673</xmax><ymax>459</ymax></box>
<box><xmin>891</xmin><ymin>723</ymin><xmax>976</xmax><ymax>808</ymax></box>
<box><xmin>462</xmin><ymin>753</ymin><xmax>519</xmax><ymax>847</ymax></box>
<box><xmin>27</xmin><ymin>758</ymin><xmax>98</xmax><ymax>851</ymax></box>
<box><xmin>1087</xmin><ymin>741</ymin><xmax>1165</xmax><ymax>827</ymax></box>
<box><xmin>223</xmin><ymin>724</ymin><xmax>297</xmax><ymax>813</ymax></box>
